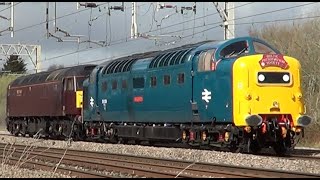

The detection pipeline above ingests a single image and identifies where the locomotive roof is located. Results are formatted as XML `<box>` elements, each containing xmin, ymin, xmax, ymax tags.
<box><xmin>99</xmin><ymin>40</ymin><xmax>215</xmax><ymax>67</ymax></box>
<box><xmin>99</xmin><ymin>36</ymin><xmax>279</xmax><ymax>74</ymax></box>
<box><xmin>10</xmin><ymin>64</ymin><xmax>96</xmax><ymax>87</ymax></box>
<box><xmin>99</xmin><ymin>40</ymin><xmax>216</xmax><ymax>74</ymax></box>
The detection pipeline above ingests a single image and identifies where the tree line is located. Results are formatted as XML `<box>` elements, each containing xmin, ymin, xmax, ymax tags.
<box><xmin>0</xmin><ymin>55</ymin><xmax>64</xmax><ymax>74</ymax></box>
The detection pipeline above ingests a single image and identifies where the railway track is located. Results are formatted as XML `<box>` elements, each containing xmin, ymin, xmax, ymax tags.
<box><xmin>253</xmin><ymin>149</ymin><xmax>320</xmax><ymax>161</ymax></box>
<box><xmin>0</xmin><ymin>143</ymin><xmax>319</xmax><ymax>178</ymax></box>
<box><xmin>1</xmin><ymin>131</ymin><xmax>320</xmax><ymax>163</ymax></box>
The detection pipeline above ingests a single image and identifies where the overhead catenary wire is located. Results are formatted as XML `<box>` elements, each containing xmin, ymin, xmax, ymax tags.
<box><xmin>0</xmin><ymin>2</ymin><xmax>22</xmax><ymax>13</ymax></box>
<box><xmin>39</xmin><ymin>2</ymin><xmax>255</xmax><ymax>64</ymax></box>
<box><xmin>0</xmin><ymin>2</ymin><xmax>149</xmax><ymax>38</ymax></box>
<box><xmin>49</xmin><ymin>15</ymin><xmax>320</xmax><ymax>69</ymax></box>
<box><xmin>39</xmin><ymin>2</ymin><xmax>318</xmax><ymax>65</ymax></box>
<box><xmin>0</xmin><ymin>2</ymin><xmax>109</xmax><ymax>38</ymax></box>
<box><xmin>6</xmin><ymin>12</ymin><xmax>320</xmax><ymax>75</ymax></box>
<box><xmin>12</xmin><ymin>9</ymin><xmax>320</xmax><ymax>75</ymax></box>
<box><xmin>4</xmin><ymin>2</ymin><xmax>319</xmax><ymax>69</ymax></box>
<box><xmin>2</xmin><ymin>2</ymin><xmax>318</xmax><ymax>68</ymax></box>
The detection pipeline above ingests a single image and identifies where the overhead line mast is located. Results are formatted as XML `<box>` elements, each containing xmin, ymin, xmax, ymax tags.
<box><xmin>131</xmin><ymin>2</ymin><xmax>138</xmax><ymax>39</ymax></box>
<box><xmin>213</xmin><ymin>2</ymin><xmax>235</xmax><ymax>40</ymax></box>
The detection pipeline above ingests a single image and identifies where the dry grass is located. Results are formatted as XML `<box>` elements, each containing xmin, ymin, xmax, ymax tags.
<box><xmin>249</xmin><ymin>17</ymin><xmax>320</xmax><ymax>147</ymax></box>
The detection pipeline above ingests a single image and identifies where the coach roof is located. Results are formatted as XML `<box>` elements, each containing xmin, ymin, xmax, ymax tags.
<box><xmin>10</xmin><ymin>64</ymin><xmax>96</xmax><ymax>87</ymax></box>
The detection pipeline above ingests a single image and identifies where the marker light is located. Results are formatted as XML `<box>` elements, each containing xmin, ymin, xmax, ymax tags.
<box><xmin>283</xmin><ymin>74</ymin><xmax>290</xmax><ymax>82</ymax></box>
<box><xmin>258</xmin><ymin>74</ymin><xmax>265</xmax><ymax>82</ymax></box>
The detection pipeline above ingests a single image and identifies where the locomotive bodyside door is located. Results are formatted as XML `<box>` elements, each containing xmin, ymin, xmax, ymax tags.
<box><xmin>192</xmin><ymin>49</ymin><xmax>217</xmax><ymax>123</ymax></box>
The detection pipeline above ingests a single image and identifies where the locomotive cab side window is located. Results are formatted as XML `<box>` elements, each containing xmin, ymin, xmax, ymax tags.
<box><xmin>198</xmin><ymin>49</ymin><xmax>215</xmax><ymax>72</ymax></box>
<box><xmin>64</xmin><ymin>78</ymin><xmax>74</xmax><ymax>91</ymax></box>
<box><xmin>220</xmin><ymin>41</ymin><xmax>249</xmax><ymax>58</ymax></box>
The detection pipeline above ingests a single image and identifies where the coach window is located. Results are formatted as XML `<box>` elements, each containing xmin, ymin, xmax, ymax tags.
<box><xmin>198</xmin><ymin>49</ymin><xmax>215</xmax><ymax>72</ymax></box>
<box><xmin>253</xmin><ymin>41</ymin><xmax>277</xmax><ymax>54</ymax></box>
<box><xmin>112</xmin><ymin>80</ymin><xmax>117</xmax><ymax>90</ymax></box>
<box><xmin>122</xmin><ymin>80</ymin><xmax>127</xmax><ymax>89</ymax></box>
<box><xmin>65</xmin><ymin>78</ymin><xmax>74</xmax><ymax>91</ymax></box>
<box><xmin>101</xmin><ymin>81</ymin><xmax>107</xmax><ymax>92</ymax></box>
<box><xmin>164</xmin><ymin>75</ymin><xmax>171</xmax><ymax>85</ymax></box>
<box><xmin>178</xmin><ymin>73</ymin><xmax>184</xmax><ymax>84</ymax></box>
<box><xmin>76</xmin><ymin>78</ymin><xmax>85</xmax><ymax>90</ymax></box>
<box><xmin>150</xmin><ymin>76</ymin><xmax>157</xmax><ymax>87</ymax></box>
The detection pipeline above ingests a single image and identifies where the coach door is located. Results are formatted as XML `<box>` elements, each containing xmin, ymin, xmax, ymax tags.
<box><xmin>63</xmin><ymin>76</ymin><xmax>77</xmax><ymax>115</ymax></box>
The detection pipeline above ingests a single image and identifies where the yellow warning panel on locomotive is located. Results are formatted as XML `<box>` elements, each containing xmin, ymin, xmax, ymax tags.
<box><xmin>76</xmin><ymin>90</ymin><xmax>83</xmax><ymax>108</ymax></box>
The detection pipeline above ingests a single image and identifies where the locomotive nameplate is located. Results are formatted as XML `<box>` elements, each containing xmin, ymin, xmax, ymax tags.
<box><xmin>259</xmin><ymin>54</ymin><xmax>289</xmax><ymax>69</ymax></box>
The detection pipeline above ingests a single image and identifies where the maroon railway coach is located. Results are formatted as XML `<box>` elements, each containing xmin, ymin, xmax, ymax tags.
<box><xmin>6</xmin><ymin>65</ymin><xmax>96</xmax><ymax>138</ymax></box>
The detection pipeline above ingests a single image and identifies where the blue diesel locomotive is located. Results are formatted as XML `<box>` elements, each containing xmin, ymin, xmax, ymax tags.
<box><xmin>81</xmin><ymin>36</ymin><xmax>311</xmax><ymax>155</ymax></box>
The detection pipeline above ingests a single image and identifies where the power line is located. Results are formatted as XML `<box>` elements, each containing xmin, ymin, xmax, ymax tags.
<box><xmin>5</xmin><ymin>2</ymin><xmax>319</xmax><ymax>69</ymax></box>
<box><xmin>15</xmin><ymin>12</ymin><xmax>320</xmax><ymax>73</ymax></box>
<box><xmin>234</xmin><ymin>14</ymin><xmax>320</xmax><ymax>26</ymax></box>
<box><xmin>62</xmin><ymin>3</ymin><xmax>320</xmax><ymax>65</ymax></box>
<box><xmin>0</xmin><ymin>2</ymin><xmax>22</xmax><ymax>13</ymax></box>
<box><xmin>233</xmin><ymin>2</ymin><xmax>318</xmax><ymax>23</ymax></box>
<box><xmin>158</xmin><ymin>2</ymin><xmax>319</xmax><ymax>37</ymax></box>
<box><xmin>41</xmin><ymin>2</ymin><xmax>316</xmax><ymax>65</ymax></box>
<box><xmin>0</xmin><ymin>2</ymin><xmax>109</xmax><ymax>38</ymax></box>
<box><xmin>0</xmin><ymin>2</ymin><xmax>150</xmax><ymax>39</ymax></box>
<box><xmin>40</xmin><ymin>2</ymin><xmax>254</xmax><ymax>64</ymax></box>
<box><xmin>147</xmin><ymin>2</ymin><xmax>255</xmax><ymax>34</ymax></box>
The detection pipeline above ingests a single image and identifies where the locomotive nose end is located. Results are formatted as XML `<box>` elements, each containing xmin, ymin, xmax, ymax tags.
<box><xmin>297</xmin><ymin>115</ymin><xmax>312</xmax><ymax>127</ymax></box>
<box><xmin>245</xmin><ymin>114</ymin><xmax>263</xmax><ymax>127</ymax></box>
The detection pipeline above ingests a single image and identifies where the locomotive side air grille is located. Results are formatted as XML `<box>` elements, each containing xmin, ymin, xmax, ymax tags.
<box><xmin>149</xmin><ymin>48</ymin><xmax>194</xmax><ymax>69</ymax></box>
<box><xmin>114</xmin><ymin>60</ymin><xmax>128</xmax><ymax>73</ymax></box>
<box><xmin>121</xmin><ymin>59</ymin><xmax>133</xmax><ymax>72</ymax></box>
<box><xmin>102</xmin><ymin>58</ymin><xmax>139</xmax><ymax>75</ymax></box>
<box><xmin>164</xmin><ymin>51</ymin><xmax>179</xmax><ymax>66</ymax></box>
<box><xmin>107</xmin><ymin>61</ymin><xmax>120</xmax><ymax>74</ymax></box>
<box><xmin>159</xmin><ymin>52</ymin><xmax>176</xmax><ymax>67</ymax></box>
<box><xmin>179</xmin><ymin>48</ymin><xmax>194</xmax><ymax>64</ymax></box>
<box><xmin>149</xmin><ymin>53</ymin><xmax>166</xmax><ymax>68</ymax></box>
<box><xmin>125</xmin><ymin>59</ymin><xmax>138</xmax><ymax>72</ymax></box>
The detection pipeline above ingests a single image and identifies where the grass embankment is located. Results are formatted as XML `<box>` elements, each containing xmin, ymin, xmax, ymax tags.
<box><xmin>0</xmin><ymin>75</ymin><xmax>20</xmax><ymax>131</ymax></box>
